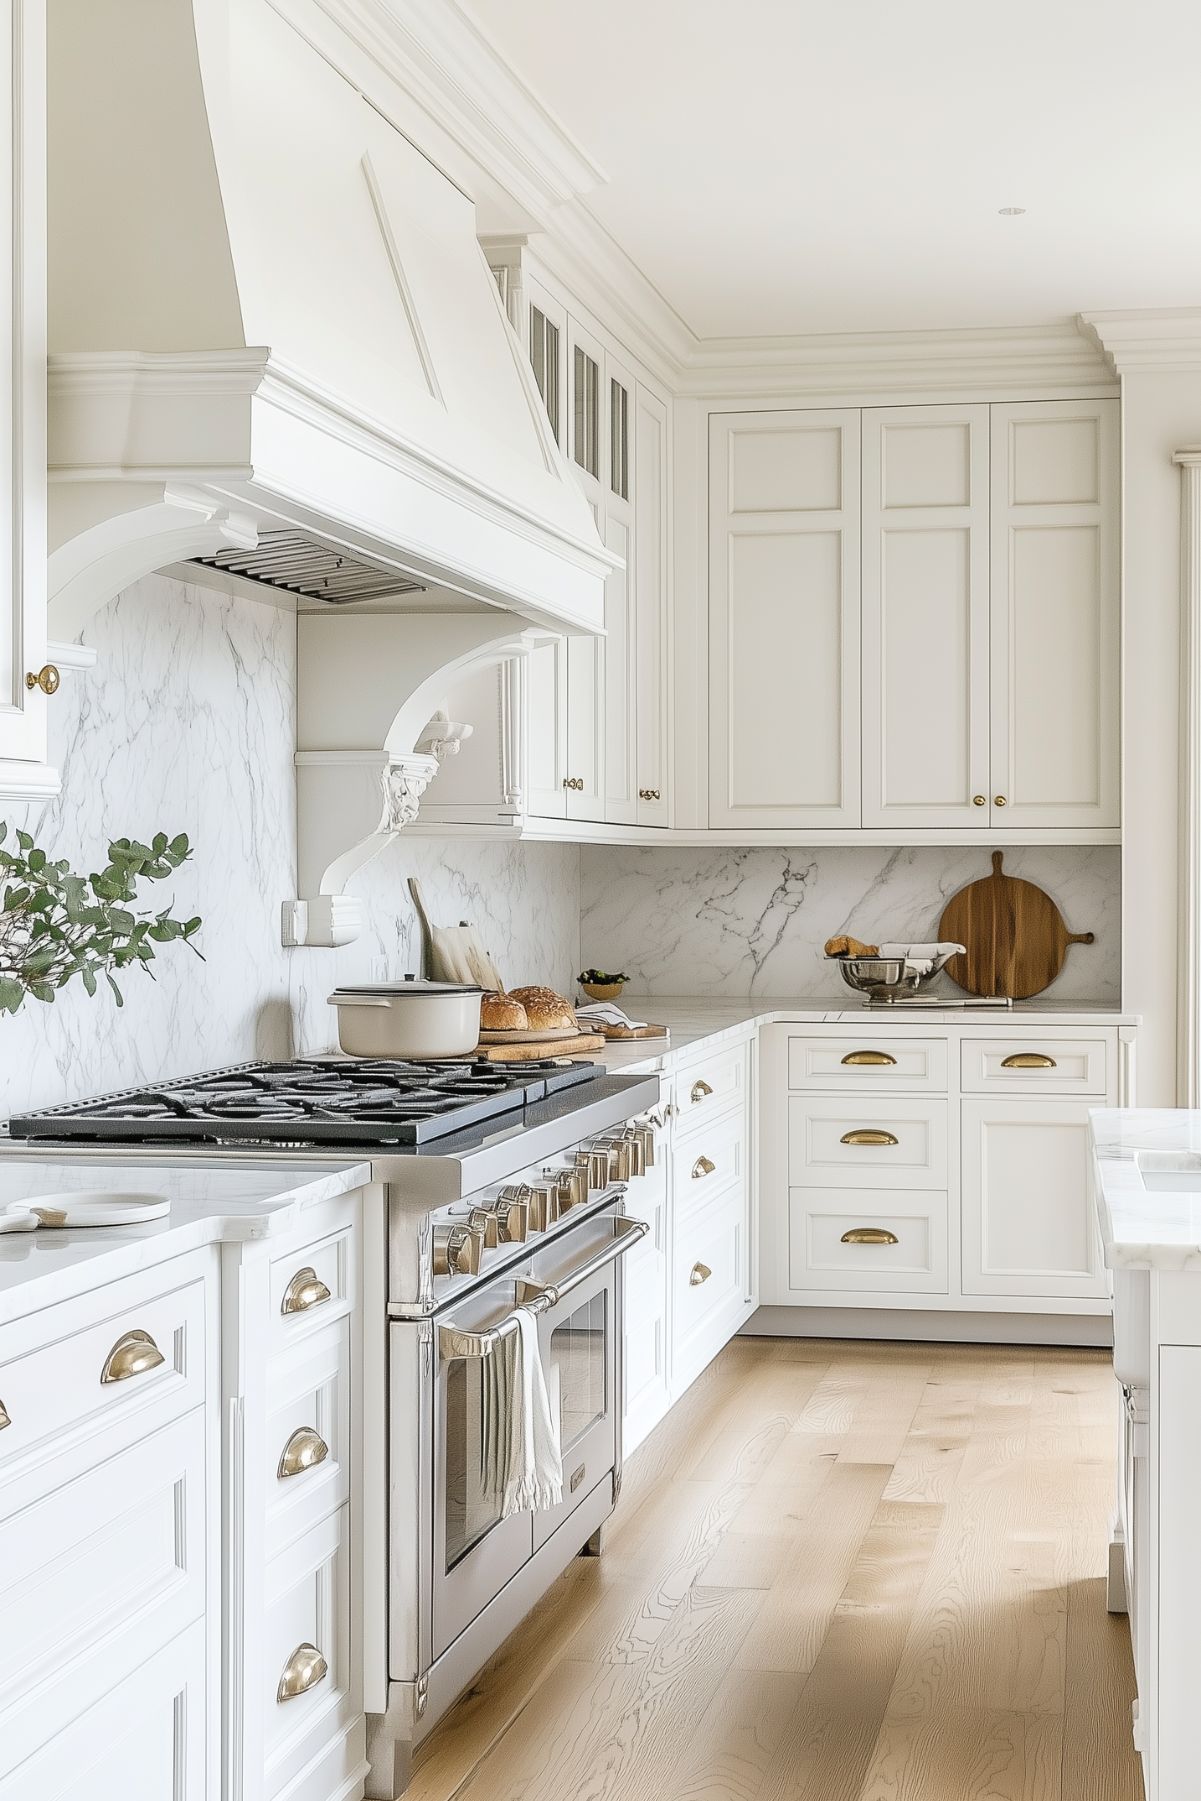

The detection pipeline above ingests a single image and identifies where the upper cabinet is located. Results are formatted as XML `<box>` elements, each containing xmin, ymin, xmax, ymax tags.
<box><xmin>708</xmin><ymin>410</ymin><xmax>861</xmax><ymax>829</ymax></box>
<box><xmin>0</xmin><ymin>0</ymin><xmax>52</xmax><ymax>800</ymax></box>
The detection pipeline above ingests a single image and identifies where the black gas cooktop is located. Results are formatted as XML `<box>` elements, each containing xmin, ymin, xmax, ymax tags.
<box><xmin>7</xmin><ymin>1057</ymin><xmax>602</xmax><ymax>1147</ymax></box>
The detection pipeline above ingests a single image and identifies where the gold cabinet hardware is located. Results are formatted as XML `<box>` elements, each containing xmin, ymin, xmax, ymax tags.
<box><xmin>690</xmin><ymin>1079</ymin><xmax>713</xmax><ymax>1104</ymax></box>
<box><xmin>24</xmin><ymin>664</ymin><xmax>60</xmax><ymax>696</ymax></box>
<box><xmin>841</xmin><ymin>1050</ymin><xmax>896</xmax><ymax>1068</ymax></box>
<box><xmin>840</xmin><ymin>1227</ymin><xmax>900</xmax><ymax>1246</ymax></box>
<box><xmin>0</xmin><ymin>1398</ymin><xmax>10</xmax><ymax>1431</ymax></box>
<box><xmin>689</xmin><ymin>1261</ymin><xmax>712</xmax><ymax>1286</ymax></box>
<box><xmin>638</xmin><ymin>787</ymin><xmax>661</xmax><ymax>801</ymax></box>
<box><xmin>281</xmin><ymin>1266</ymin><xmax>332</xmax><ymax>1315</ymax></box>
<box><xmin>692</xmin><ymin>1155</ymin><xmax>716</xmax><ymax>1180</ymax></box>
<box><xmin>570</xmin><ymin>1462</ymin><xmax>586</xmax><ymax>1493</ymax></box>
<box><xmin>1001</xmin><ymin>1052</ymin><xmax>1057</xmax><ymax>1069</ymax></box>
<box><xmin>972</xmin><ymin>794</ymin><xmax>986</xmax><ymax>806</ymax></box>
<box><xmin>276</xmin><ymin>1642</ymin><xmax>328</xmax><ymax>1703</ymax></box>
<box><xmin>839</xmin><ymin>1129</ymin><xmax>899</xmax><ymax>1147</ymax></box>
<box><xmin>562</xmin><ymin>776</ymin><xmax>584</xmax><ymax>791</ymax></box>
<box><xmin>994</xmin><ymin>794</ymin><xmax>1007</xmax><ymax>807</ymax></box>
<box><xmin>277</xmin><ymin>1426</ymin><xmax>329</xmax><ymax>1481</ymax></box>
<box><xmin>100</xmin><ymin>1328</ymin><xmax>165</xmax><ymax>1386</ymax></box>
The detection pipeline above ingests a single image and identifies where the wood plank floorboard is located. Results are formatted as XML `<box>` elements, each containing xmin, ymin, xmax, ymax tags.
<box><xmin>407</xmin><ymin>1337</ymin><xmax>1142</xmax><ymax>1801</ymax></box>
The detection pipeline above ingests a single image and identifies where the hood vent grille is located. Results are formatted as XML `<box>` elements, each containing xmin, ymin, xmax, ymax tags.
<box><xmin>190</xmin><ymin>530</ymin><xmax>426</xmax><ymax>605</ymax></box>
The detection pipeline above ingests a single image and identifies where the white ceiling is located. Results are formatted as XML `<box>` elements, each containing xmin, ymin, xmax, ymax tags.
<box><xmin>463</xmin><ymin>0</ymin><xmax>1201</xmax><ymax>341</ymax></box>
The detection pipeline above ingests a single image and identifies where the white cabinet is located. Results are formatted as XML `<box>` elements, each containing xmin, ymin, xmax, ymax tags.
<box><xmin>634</xmin><ymin>385</ymin><xmax>670</xmax><ymax>826</ymax></box>
<box><xmin>708</xmin><ymin>409</ymin><xmax>861</xmax><ymax>829</ymax></box>
<box><xmin>861</xmin><ymin>405</ymin><xmax>991</xmax><ymax>828</ymax></box>
<box><xmin>960</xmin><ymin>1098</ymin><xmax>1107</xmax><ymax>1300</ymax></box>
<box><xmin>989</xmin><ymin>399</ymin><xmax>1120</xmax><ymax>830</ymax></box>
<box><xmin>621</xmin><ymin>1135</ymin><xmax>670</xmax><ymax>1455</ymax></box>
<box><xmin>0</xmin><ymin>0</ymin><xmax>52</xmax><ymax>798</ymax></box>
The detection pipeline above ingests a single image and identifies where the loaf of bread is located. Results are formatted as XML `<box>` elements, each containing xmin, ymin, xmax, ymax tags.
<box><xmin>507</xmin><ymin>985</ymin><xmax>578</xmax><ymax>1030</ymax></box>
<box><xmin>480</xmin><ymin>990</ymin><xmax>529</xmax><ymax>1032</ymax></box>
<box><xmin>824</xmin><ymin>935</ymin><xmax>880</xmax><ymax>959</ymax></box>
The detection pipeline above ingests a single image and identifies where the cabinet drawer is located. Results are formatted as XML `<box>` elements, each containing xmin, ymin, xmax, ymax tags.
<box><xmin>788</xmin><ymin>1096</ymin><xmax>948</xmax><ymax>1189</ymax></box>
<box><xmin>671</xmin><ymin>1104</ymin><xmax>746</xmax><ymax>1206</ymax></box>
<box><xmin>960</xmin><ymin>1034</ymin><xmax>1111</xmax><ymax>1095</ymax></box>
<box><xmin>788</xmin><ymin>1188</ymin><xmax>949</xmax><ymax>1295</ymax></box>
<box><xmin>264</xmin><ymin>1319</ymin><xmax>351</xmax><ymax>1549</ymax></box>
<box><xmin>673</xmin><ymin>1183</ymin><xmax>747</xmax><ymax>1384</ymax></box>
<box><xmin>0</xmin><ymin>1410</ymin><xmax>206</xmax><ymax>1775</ymax></box>
<box><xmin>263</xmin><ymin>1506</ymin><xmax>356</xmax><ymax>1801</ymax></box>
<box><xmin>0</xmin><ymin>1259</ymin><xmax>210</xmax><ymax>1491</ymax></box>
<box><xmin>787</xmin><ymin>1034</ymin><xmax>948</xmax><ymax>1092</ymax></box>
<box><xmin>672</xmin><ymin>1043</ymin><xmax>748</xmax><ymax>1135</ymax></box>
<box><xmin>269</xmin><ymin>1224</ymin><xmax>355</xmax><ymax>1350</ymax></box>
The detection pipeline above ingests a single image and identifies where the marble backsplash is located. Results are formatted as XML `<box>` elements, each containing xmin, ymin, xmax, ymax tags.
<box><xmin>579</xmin><ymin>844</ymin><xmax>1121</xmax><ymax>1001</ymax></box>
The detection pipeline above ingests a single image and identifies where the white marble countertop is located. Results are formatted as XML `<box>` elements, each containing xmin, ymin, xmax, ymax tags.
<box><xmin>1091</xmin><ymin>1108</ymin><xmax>1201</xmax><ymax>1270</ymax></box>
<box><xmin>591</xmin><ymin>994</ymin><xmax>1138</xmax><ymax>1075</ymax></box>
<box><xmin>0</xmin><ymin>1158</ymin><xmax>370</xmax><ymax>1323</ymax></box>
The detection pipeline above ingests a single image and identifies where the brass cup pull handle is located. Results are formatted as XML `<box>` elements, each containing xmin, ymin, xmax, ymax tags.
<box><xmin>692</xmin><ymin>1155</ymin><xmax>716</xmax><ymax>1180</ymax></box>
<box><xmin>276</xmin><ymin>1642</ymin><xmax>328</xmax><ymax>1703</ymax></box>
<box><xmin>690</xmin><ymin>1079</ymin><xmax>713</xmax><ymax>1103</ymax></box>
<box><xmin>841</xmin><ymin>1050</ymin><xmax>896</xmax><ymax>1068</ymax></box>
<box><xmin>840</xmin><ymin>1227</ymin><xmax>900</xmax><ymax>1246</ymax></box>
<box><xmin>277</xmin><ymin>1426</ymin><xmax>330</xmax><ymax>1481</ymax></box>
<box><xmin>689</xmin><ymin>1261</ymin><xmax>712</xmax><ymax>1286</ymax></box>
<box><xmin>100</xmin><ymin>1328</ymin><xmax>165</xmax><ymax>1386</ymax></box>
<box><xmin>281</xmin><ymin>1267</ymin><xmax>332</xmax><ymax>1315</ymax></box>
<box><xmin>25</xmin><ymin>664</ymin><xmax>60</xmax><ymax>696</ymax></box>
<box><xmin>1001</xmin><ymin>1052</ymin><xmax>1057</xmax><ymax>1069</ymax></box>
<box><xmin>0</xmin><ymin>1398</ymin><xmax>10</xmax><ymax>1431</ymax></box>
<box><xmin>839</xmin><ymin>1129</ymin><xmax>899</xmax><ymax>1147</ymax></box>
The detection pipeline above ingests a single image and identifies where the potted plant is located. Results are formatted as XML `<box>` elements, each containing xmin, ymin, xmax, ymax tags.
<box><xmin>0</xmin><ymin>824</ymin><xmax>203</xmax><ymax>1015</ymax></box>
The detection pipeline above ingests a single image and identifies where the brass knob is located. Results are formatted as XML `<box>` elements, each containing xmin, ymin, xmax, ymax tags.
<box><xmin>972</xmin><ymin>794</ymin><xmax>986</xmax><ymax>807</ymax></box>
<box><xmin>841</xmin><ymin>1050</ymin><xmax>896</xmax><ymax>1067</ymax></box>
<box><xmin>0</xmin><ymin>1398</ymin><xmax>11</xmax><ymax>1430</ymax></box>
<box><xmin>277</xmin><ymin>1642</ymin><xmax>328</xmax><ymax>1703</ymax></box>
<box><xmin>1001</xmin><ymin>1052</ymin><xmax>1057</xmax><ymax>1069</ymax></box>
<box><xmin>840</xmin><ymin>1227</ymin><xmax>899</xmax><ymax>1246</ymax></box>
<box><xmin>527</xmin><ymin>1181</ymin><xmax>560</xmax><ymax>1232</ymax></box>
<box><xmin>281</xmin><ymin>1266</ymin><xmax>332</xmax><ymax>1315</ymax></box>
<box><xmin>100</xmin><ymin>1328</ymin><xmax>165</xmax><ymax>1385</ymax></box>
<box><xmin>839</xmin><ymin>1129</ymin><xmax>899</xmax><ymax>1147</ymax></box>
<box><xmin>689</xmin><ymin>1261</ymin><xmax>712</xmax><ymax>1286</ymax></box>
<box><xmin>277</xmin><ymin>1426</ymin><xmax>329</xmax><ymax>1480</ymax></box>
<box><xmin>25</xmin><ymin>664</ymin><xmax>60</xmax><ymax>696</ymax></box>
<box><xmin>994</xmin><ymin>795</ymin><xmax>1007</xmax><ymax>807</ymax></box>
<box><xmin>690</xmin><ymin>1079</ymin><xmax>713</xmax><ymax>1104</ymax></box>
<box><xmin>555</xmin><ymin>1167</ymin><xmax>588</xmax><ymax>1210</ymax></box>
<box><xmin>692</xmin><ymin>1155</ymin><xmax>716</xmax><ymax>1180</ymax></box>
<box><xmin>433</xmin><ymin>1223</ymin><xmax>485</xmax><ymax>1275</ymax></box>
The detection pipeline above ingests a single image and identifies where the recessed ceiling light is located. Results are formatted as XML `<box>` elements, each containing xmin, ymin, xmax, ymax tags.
<box><xmin>998</xmin><ymin>206</ymin><xmax>1026</xmax><ymax>216</ymax></box>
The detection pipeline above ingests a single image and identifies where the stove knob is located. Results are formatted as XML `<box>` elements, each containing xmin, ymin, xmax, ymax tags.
<box><xmin>554</xmin><ymin>1167</ymin><xmax>588</xmax><ymax>1211</ymax></box>
<box><xmin>527</xmin><ymin>1181</ymin><xmax>560</xmax><ymax>1233</ymax></box>
<box><xmin>492</xmin><ymin>1197</ymin><xmax>529</xmax><ymax>1244</ymax></box>
<box><xmin>575</xmin><ymin>1146</ymin><xmax>611</xmax><ymax>1191</ymax></box>
<box><xmin>634</xmin><ymin>1121</ymin><xmax>656</xmax><ymax>1170</ymax></box>
<box><xmin>603</xmin><ymin>1136</ymin><xmax>634</xmax><ymax>1183</ymax></box>
<box><xmin>432</xmin><ymin>1222</ymin><xmax>485</xmax><ymax>1277</ymax></box>
<box><xmin>625</xmin><ymin>1127</ymin><xmax>647</xmax><ymax>1179</ymax></box>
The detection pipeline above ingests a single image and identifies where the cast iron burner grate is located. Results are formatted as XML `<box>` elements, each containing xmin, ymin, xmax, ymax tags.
<box><xmin>7</xmin><ymin>1058</ymin><xmax>601</xmax><ymax>1147</ymax></box>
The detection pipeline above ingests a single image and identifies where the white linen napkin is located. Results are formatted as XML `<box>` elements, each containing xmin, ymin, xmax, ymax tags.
<box><xmin>481</xmin><ymin>1307</ymin><xmax>563</xmax><ymax>1518</ymax></box>
<box><xmin>575</xmin><ymin>1000</ymin><xmax>649</xmax><ymax>1029</ymax></box>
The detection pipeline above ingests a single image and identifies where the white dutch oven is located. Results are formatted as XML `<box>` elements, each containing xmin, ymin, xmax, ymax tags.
<box><xmin>327</xmin><ymin>978</ymin><xmax>483</xmax><ymax>1059</ymax></box>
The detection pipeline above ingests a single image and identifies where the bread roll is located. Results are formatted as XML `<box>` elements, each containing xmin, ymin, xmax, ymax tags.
<box><xmin>508</xmin><ymin>985</ymin><xmax>578</xmax><ymax>1031</ymax></box>
<box><xmin>824</xmin><ymin>935</ymin><xmax>880</xmax><ymax>959</ymax></box>
<box><xmin>481</xmin><ymin>991</ymin><xmax>529</xmax><ymax>1032</ymax></box>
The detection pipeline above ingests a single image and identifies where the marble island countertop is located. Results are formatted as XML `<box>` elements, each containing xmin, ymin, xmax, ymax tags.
<box><xmin>1091</xmin><ymin>1109</ymin><xmax>1201</xmax><ymax>1270</ymax></box>
<box><xmin>0</xmin><ymin>1158</ymin><xmax>370</xmax><ymax>1323</ymax></box>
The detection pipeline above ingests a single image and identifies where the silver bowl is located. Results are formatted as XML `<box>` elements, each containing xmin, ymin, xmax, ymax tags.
<box><xmin>833</xmin><ymin>949</ymin><xmax>958</xmax><ymax>1003</ymax></box>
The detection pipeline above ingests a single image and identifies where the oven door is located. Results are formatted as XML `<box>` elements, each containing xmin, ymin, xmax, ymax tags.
<box><xmin>431</xmin><ymin>1209</ymin><xmax>646</xmax><ymax>1660</ymax></box>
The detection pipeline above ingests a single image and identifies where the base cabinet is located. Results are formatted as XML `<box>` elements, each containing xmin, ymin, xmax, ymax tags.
<box><xmin>961</xmin><ymin>1099</ymin><xmax>1107</xmax><ymax>1299</ymax></box>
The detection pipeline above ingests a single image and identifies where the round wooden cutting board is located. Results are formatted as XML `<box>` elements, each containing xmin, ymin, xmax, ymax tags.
<box><xmin>937</xmin><ymin>851</ymin><xmax>1095</xmax><ymax>999</ymax></box>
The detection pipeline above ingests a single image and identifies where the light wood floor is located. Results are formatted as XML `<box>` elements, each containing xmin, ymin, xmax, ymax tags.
<box><xmin>408</xmin><ymin>1336</ymin><xmax>1143</xmax><ymax>1801</ymax></box>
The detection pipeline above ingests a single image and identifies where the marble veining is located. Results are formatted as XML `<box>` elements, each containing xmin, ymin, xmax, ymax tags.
<box><xmin>1092</xmin><ymin>1109</ymin><xmax>1201</xmax><ymax>1269</ymax></box>
<box><xmin>580</xmin><ymin>844</ymin><xmax>1121</xmax><ymax>1001</ymax></box>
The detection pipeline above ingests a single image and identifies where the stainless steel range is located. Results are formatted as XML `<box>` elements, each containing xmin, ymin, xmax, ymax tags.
<box><xmin>7</xmin><ymin>1054</ymin><xmax>663</xmax><ymax>1798</ymax></box>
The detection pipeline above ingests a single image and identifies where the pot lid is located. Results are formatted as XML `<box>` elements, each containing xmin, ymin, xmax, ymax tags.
<box><xmin>329</xmin><ymin>978</ymin><xmax>484</xmax><ymax>997</ymax></box>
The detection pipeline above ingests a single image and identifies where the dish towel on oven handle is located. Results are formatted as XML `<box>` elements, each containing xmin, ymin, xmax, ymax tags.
<box><xmin>482</xmin><ymin>1305</ymin><xmax>563</xmax><ymax>1516</ymax></box>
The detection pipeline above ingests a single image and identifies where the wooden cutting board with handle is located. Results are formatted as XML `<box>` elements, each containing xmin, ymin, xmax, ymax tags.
<box><xmin>937</xmin><ymin>851</ymin><xmax>1095</xmax><ymax>999</ymax></box>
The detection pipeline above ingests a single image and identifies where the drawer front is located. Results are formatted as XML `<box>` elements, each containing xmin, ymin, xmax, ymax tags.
<box><xmin>0</xmin><ymin>1262</ymin><xmax>209</xmax><ymax>1491</ymax></box>
<box><xmin>671</xmin><ymin>1105</ymin><xmax>746</xmax><ymax>1207</ymax></box>
<box><xmin>0</xmin><ymin>1617</ymin><xmax>207</xmax><ymax>1801</ymax></box>
<box><xmin>264</xmin><ymin>1319</ymin><xmax>351</xmax><ymax>1548</ymax></box>
<box><xmin>787</xmin><ymin>1034</ymin><xmax>948</xmax><ymax>1092</ymax></box>
<box><xmin>960</xmin><ymin>1034</ymin><xmax>1111</xmax><ymax>1095</ymax></box>
<box><xmin>672</xmin><ymin>1043</ymin><xmax>748</xmax><ymax>1135</ymax></box>
<box><xmin>263</xmin><ymin>1506</ymin><xmax>356</xmax><ymax>1800</ymax></box>
<box><xmin>673</xmin><ymin>1182</ymin><xmax>747</xmax><ymax>1384</ymax></box>
<box><xmin>788</xmin><ymin>1096</ymin><xmax>948</xmax><ymax>1189</ymax></box>
<box><xmin>269</xmin><ymin>1224</ymin><xmax>355</xmax><ymax>1351</ymax></box>
<box><xmin>0</xmin><ymin>1411</ymin><xmax>206</xmax><ymax>1774</ymax></box>
<box><xmin>788</xmin><ymin>1187</ymin><xmax>949</xmax><ymax>1295</ymax></box>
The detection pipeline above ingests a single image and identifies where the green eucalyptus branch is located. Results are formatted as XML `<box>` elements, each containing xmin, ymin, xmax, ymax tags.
<box><xmin>0</xmin><ymin>824</ymin><xmax>203</xmax><ymax>1016</ymax></box>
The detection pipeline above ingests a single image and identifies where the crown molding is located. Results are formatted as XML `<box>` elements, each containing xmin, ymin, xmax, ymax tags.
<box><xmin>1080</xmin><ymin>309</ymin><xmax>1201</xmax><ymax>375</ymax></box>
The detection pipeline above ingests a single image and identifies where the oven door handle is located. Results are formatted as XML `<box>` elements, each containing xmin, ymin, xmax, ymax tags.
<box><xmin>436</xmin><ymin>1215</ymin><xmax>649</xmax><ymax>1361</ymax></box>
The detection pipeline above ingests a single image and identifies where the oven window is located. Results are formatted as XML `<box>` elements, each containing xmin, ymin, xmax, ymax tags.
<box><xmin>444</xmin><ymin>1355</ymin><xmax>506</xmax><ymax>1570</ymax></box>
<box><xmin>547</xmin><ymin>1291</ymin><xmax>607</xmax><ymax>1452</ymax></box>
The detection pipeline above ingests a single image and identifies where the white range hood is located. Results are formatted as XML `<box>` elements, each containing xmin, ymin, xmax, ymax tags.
<box><xmin>45</xmin><ymin>0</ymin><xmax>614</xmax><ymax>944</ymax></box>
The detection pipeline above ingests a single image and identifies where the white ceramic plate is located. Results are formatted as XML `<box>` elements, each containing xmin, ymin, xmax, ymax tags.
<box><xmin>3</xmin><ymin>1191</ymin><xmax>171</xmax><ymax>1229</ymax></box>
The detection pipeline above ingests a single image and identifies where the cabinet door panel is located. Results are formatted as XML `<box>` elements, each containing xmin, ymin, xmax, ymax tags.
<box><xmin>862</xmin><ymin>405</ymin><xmax>990</xmax><ymax>828</ymax></box>
<box><xmin>989</xmin><ymin>400</ymin><xmax>1119</xmax><ymax>829</ymax></box>
<box><xmin>524</xmin><ymin>635</ymin><xmax>568</xmax><ymax>818</ymax></box>
<box><xmin>709</xmin><ymin>410</ymin><xmax>860</xmax><ymax>828</ymax></box>
<box><xmin>961</xmin><ymin>1099</ymin><xmax>1107</xmax><ymax>1298</ymax></box>
<box><xmin>635</xmin><ymin>385</ymin><xmax>670</xmax><ymax>825</ymax></box>
<box><xmin>602</xmin><ymin>508</ymin><xmax>636</xmax><ymax>824</ymax></box>
<box><xmin>566</xmin><ymin>623</ymin><xmax>604</xmax><ymax>822</ymax></box>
